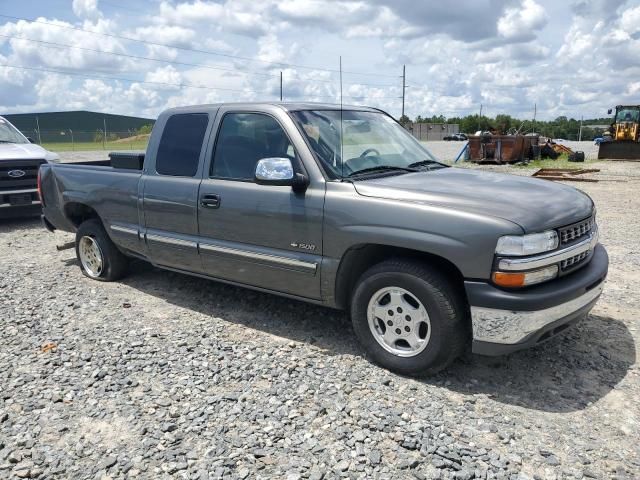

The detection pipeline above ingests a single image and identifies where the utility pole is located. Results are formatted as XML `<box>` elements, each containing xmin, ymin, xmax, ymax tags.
<box><xmin>280</xmin><ymin>71</ymin><xmax>283</xmax><ymax>101</ymax></box>
<box><xmin>533</xmin><ymin>103</ymin><xmax>537</xmax><ymax>135</ymax></box>
<box><xmin>579</xmin><ymin>115</ymin><xmax>583</xmax><ymax>141</ymax></box>
<box><xmin>339</xmin><ymin>56</ymin><xmax>344</xmax><ymax>176</ymax></box>
<box><xmin>339</xmin><ymin>56</ymin><xmax>343</xmax><ymax>108</ymax></box>
<box><xmin>401</xmin><ymin>64</ymin><xmax>406</xmax><ymax>120</ymax></box>
<box><xmin>103</xmin><ymin>117</ymin><xmax>107</xmax><ymax>150</ymax></box>
<box><xmin>478</xmin><ymin>104</ymin><xmax>483</xmax><ymax>131</ymax></box>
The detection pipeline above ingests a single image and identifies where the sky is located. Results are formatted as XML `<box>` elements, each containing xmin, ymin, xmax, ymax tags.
<box><xmin>0</xmin><ymin>0</ymin><xmax>639</xmax><ymax>121</ymax></box>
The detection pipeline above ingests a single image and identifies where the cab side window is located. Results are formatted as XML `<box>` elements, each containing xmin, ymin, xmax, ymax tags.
<box><xmin>211</xmin><ymin>113</ymin><xmax>296</xmax><ymax>180</ymax></box>
<box><xmin>156</xmin><ymin>113</ymin><xmax>209</xmax><ymax>177</ymax></box>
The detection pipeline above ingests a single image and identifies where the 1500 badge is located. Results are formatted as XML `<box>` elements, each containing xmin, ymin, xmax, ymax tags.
<box><xmin>290</xmin><ymin>242</ymin><xmax>316</xmax><ymax>251</ymax></box>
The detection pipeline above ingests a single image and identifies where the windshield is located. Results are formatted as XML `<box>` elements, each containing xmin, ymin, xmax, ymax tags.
<box><xmin>0</xmin><ymin>118</ymin><xmax>28</xmax><ymax>144</ymax></box>
<box><xmin>615</xmin><ymin>107</ymin><xmax>640</xmax><ymax>123</ymax></box>
<box><xmin>291</xmin><ymin>110</ymin><xmax>441</xmax><ymax>178</ymax></box>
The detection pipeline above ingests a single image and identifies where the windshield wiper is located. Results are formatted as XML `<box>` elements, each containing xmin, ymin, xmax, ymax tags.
<box><xmin>0</xmin><ymin>140</ymin><xmax>15</xmax><ymax>143</ymax></box>
<box><xmin>407</xmin><ymin>159</ymin><xmax>446</xmax><ymax>170</ymax></box>
<box><xmin>346</xmin><ymin>165</ymin><xmax>417</xmax><ymax>178</ymax></box>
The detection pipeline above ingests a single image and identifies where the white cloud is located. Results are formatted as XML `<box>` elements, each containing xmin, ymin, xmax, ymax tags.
<box><xmin>145</xmin><ymin>65</ymin><xmax>183</xmax><ymax>88</ymax></box>
<box><xmin>0</xmin><ymin>17</ymin><xmax>131</xmax><ymax>72</ymax></box>
<box><xmin>132</xmin><ymin>25</ymin><xmax>196</xmax><ymax>49</ymax></box>
<box><xmin>619</xmin><ymin>5</ymin><xmax>640</xmax><ymax>34</ymax></box>
<box><xmin>204</xmin><ymin>39</ymin><xmax>235</xmax><ymax>53</ymax></box>
<box><xmin>1</xmin><ymin>0</ymin><xmax>639</xmax><ymax>120</ymax></box>
<box><xmin>626</xmin><ymin>81</ymin><xmax>640</xmax><ymax>96</ymax></box>
<box><xmin>157</xmin><ymin>0</ymin><xmax>271</xmax><ymax>37</ymax></box>
<box><xmin>497</xmin><ymin>0</ymin><xmax>548</xmax><ymax>42</ymax></box>
<box><xmin>72</xmin><ymin>0</ymin><xmax>102</xmax><ymax>21</ymax></box>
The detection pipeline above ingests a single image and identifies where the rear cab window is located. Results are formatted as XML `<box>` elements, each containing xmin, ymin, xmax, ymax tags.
<box><xmin>156</xmin><ymin>113</ymin><xmax>209</xmax><ymax>177</ymax></box>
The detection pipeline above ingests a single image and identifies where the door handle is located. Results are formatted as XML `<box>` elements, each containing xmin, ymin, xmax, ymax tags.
<box><xmin>200</xmin><ymin>194</ymin><xmax>221</xmax><ymax>209</ymax></box>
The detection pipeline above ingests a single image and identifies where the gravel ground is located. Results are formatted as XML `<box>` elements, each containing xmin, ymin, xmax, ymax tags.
<box><xmin>1</xmin><ymin>156</ymin><xmax>639</xmax><ymax>480</ymax></box>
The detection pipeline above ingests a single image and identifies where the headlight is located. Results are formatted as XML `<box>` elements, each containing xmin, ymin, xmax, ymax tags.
<box><xmin>492</xmin><ymin>265</ymin><xmax>559</xmax><ymax>288</ymax></box>
<box><xmin>495</xmin><ymin>230</ymin><xmax>559</xmax><ymax>256</ymax></box>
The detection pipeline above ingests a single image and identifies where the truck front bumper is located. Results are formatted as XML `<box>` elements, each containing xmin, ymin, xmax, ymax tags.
<box><xmin>0</xmin><ymin>188</ymin><xmax>41</xmax><ymax>219</ymax></box>
<box><xmin>466</xmin><ymin>244</ymin><xmax>608</xmax><ymax>356</ymax></box>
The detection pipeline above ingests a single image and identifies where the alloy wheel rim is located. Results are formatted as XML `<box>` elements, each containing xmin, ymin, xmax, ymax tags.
<box><xmin>78</xmin><ymin>236</ymin><xmax>104</xmax><ymax>278</ymax></box>
<box><xmin>367</xmin><ymin>286</ymin><xmax>431</xmax><ymax>357</ymax></box>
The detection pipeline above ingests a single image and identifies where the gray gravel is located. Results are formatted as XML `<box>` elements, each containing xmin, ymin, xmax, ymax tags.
<box><xmin>1</xmin><ymin>158</ymin><xmax>639</xmax><ymax>479</ymax></box>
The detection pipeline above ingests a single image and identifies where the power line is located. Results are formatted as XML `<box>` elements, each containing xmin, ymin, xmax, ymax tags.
<box><xmin>0</xmin><ymin>63</ymin><xmax>269</xmax><ymax>94</ymax></box>
<box><xmin>0</xmin><ymin>63</ymin><xmax>401</xmax><ymax>104</ymax></box>
<box><xmin>1</xmin><ymin>33</ymin><xmax>401</xmax><ymax>89</ymax></box>
<box><xmin>37</xmin><ymin>1</ymin><xmax>402</xmax><ymax>88</ymax></box>
<box><xmin>0</xmin><ymin>13</ymin><xmax>401</xmax><ymax>78</ymax></box>
<box><xmin>0</xmin><ymin>34</ymin><xmax>277</xmax><ymax>78</ymax></box>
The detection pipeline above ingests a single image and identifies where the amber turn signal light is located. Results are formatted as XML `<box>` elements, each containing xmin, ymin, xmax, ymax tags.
<box><xmin>492</xmin><ymin>265</ymin><xmax>559</xmax><ymax>288</ymax></box>
<box><xmin>492</xmin><ymin>271</ymin><xmax>526</xmax><ymax>288</ymax></box>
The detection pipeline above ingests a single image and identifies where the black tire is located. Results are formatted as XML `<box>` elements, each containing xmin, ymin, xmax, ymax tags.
<box><xmin>350</xmin><ymin>259</ymin><xmax>468</xmax><ymax>376</ymax></box>
<box><xmin>75</xmin><ymin>219</ymin><xmax>128</xmax><ymax>282</ymax></box>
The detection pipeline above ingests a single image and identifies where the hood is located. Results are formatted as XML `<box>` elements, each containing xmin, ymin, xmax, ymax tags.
<box><xmin>353</xmin><ymin>168</ymin><xmax>594</xmax><ymax>232</ymax></box>
<box><xmin>0</xmin><ymin>142</ymin><xmax>59</xmax><ymax>162</ymax></box>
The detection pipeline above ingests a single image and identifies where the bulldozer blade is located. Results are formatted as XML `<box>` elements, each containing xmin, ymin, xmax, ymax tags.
<box><xmin>598</xmin><ymin>141</ymin><xmax>640</xmax><ymax>160</ymax></box>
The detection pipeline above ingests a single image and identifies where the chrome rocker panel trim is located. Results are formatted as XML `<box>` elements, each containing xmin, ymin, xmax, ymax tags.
<box><xmin>199</xmin><ymin>243</ymin><xmax>317</xmax><ymax>274</ymax></box>
<box><xmin>471</xmin><ymin>280</ymin><xmax>604</xmax><ymax>345</ymax></box>
<box><xmin>109</xmin><ymin>224</ymin><xmax>140</xmax><ymax>237</ymax></box>
<box><xmin>145</xmin><ymin>233</ymin><xmax>198</xmax><ymax>249</ymax></box>
<box><xmin>498</xmin><ymin>227</ymin><xmax>598</xmax><ymax>271</ymax></box>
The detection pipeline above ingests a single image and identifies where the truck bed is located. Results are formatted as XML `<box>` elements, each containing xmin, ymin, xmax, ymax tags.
<box><xmin>39</xmin><ymin>153</ymin><xmax>144</xmax><ymax>235</ymax></box>
<box><xmin>61</xmin><ymin>151</ymin><xmax>145</xmax><ymax>170</ymax></box>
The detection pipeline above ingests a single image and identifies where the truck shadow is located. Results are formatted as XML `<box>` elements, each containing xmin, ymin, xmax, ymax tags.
<box><xmin>122</xmin><ymin>263</ymin><xmax>635</xmax><ymax>413</ymax></box>
<box><xmin>439</xmin><ymin>313</ymin><xmax>636</xmax><ymax>412</ymax></box>
<box><xmin>0</xmin><ymin>216</ymin><xmax>40</xmax><ymax>233</ymax></box>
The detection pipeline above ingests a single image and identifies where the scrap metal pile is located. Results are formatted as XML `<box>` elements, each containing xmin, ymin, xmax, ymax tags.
<box><xmin>467</xmin><ymin>133</ymin><xmax>584</xmax><ymax>164</ymax></box>
<box><xmin>532</xmin><ymin>168</ymin><xmax>600</xmax><ymax>182</ymax></box>
<box><xmin>467</xmin><ymin>134</ymin><xmax>539</xmax><ymax>164</ymax></box>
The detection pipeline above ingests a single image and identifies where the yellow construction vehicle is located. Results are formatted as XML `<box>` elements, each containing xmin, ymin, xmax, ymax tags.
<box><xmin>598</xmin><ymin>105</ymin><xmax>640</xmax><ymax>159</ymax></box>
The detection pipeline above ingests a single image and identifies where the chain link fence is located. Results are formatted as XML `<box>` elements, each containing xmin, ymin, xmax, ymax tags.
<box><xmin>25</xmin><ymin>129</ymin><xmax>150</xmax><ymax>152</ymax></box>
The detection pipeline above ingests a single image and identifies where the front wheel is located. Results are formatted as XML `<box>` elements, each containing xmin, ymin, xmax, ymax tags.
<box><xmin>75</xmin><ymin>219</ymin><xmax>128</xmax><ymax>281</ymax></box>
<box><xmin>350</xmin><ymin>259</ymin><xmax>467</xmax><ymax>376</ymax></box>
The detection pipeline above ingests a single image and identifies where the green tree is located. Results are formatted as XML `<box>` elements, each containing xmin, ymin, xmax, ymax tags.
<box><xmin>494</xmin><ymin>114</ymin><xmax>514</xmax><ymax>134</ymax></box>
<box><xmin>406</xmin><ymin>110</ymin><xmax>606</xmax><ymax>139</ymax></box>
<box><xmin>137</xmin><ymin>124</ymin><xmax>153</xmax><ymax>135</ymax></box>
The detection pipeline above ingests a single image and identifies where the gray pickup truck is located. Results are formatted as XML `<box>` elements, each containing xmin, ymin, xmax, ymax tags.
<box><xmin>39</xmin><ymin>103</ymin><xmax>608</xmax><ymax>374</ymax></box>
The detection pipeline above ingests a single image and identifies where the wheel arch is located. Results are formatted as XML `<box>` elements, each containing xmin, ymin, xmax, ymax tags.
<box><xmin>64</xmin><ymin>201</ymin><xmax>101</xmax><ymax>228</ymax></box>
<box><xmin>334</xmin><ymin>243</ymin><xmax>467</xmax><ymax>310</ymax></box>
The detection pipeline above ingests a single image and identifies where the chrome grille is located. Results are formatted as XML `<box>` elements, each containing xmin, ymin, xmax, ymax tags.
<box><xmin>560</xmin><ymin>250</ymin><xmax>590</xmax><ymax>271</ymax></box>
<box><xmin>559</xmin><ymin>216</ymin><xmax>594</xmax><ymax>245</ymax></box>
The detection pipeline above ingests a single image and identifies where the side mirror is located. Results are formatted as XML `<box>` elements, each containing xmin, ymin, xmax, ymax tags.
<box><xmin>607</xmin><ymin>109</ymin><xmax>612</xmax><ymax>115</ymax></box>
<box><xmin>255</xmin><ymin>157</ymin><xmax>308</xmax><ymax>192</ymax></box>
<box><xmin>27</xmin><ymin>137</ymin><xmax>35</xmax><ymax>143</ymax></box>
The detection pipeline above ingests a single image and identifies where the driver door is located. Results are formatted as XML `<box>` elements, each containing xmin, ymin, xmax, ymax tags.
<box><xmin>197</xmin><ymin>110</ymin><xmax>325</xmax><ymax>299</ymax></box>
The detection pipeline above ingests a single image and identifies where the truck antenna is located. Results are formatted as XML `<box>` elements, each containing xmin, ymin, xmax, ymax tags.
<box><xmin>340</xmin><ymin>55</ymin><xmax>344</xmax><ymax>178</ymax></box>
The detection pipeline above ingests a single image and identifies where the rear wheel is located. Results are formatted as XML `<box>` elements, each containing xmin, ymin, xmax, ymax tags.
<box><xmin>350</xmin><ymin>259</ymin><xmax>467</xmax><ymax>375</ymax></box>
<box><xmin>75</xmin><ymin>219</ymin><xmax>128</xmax><ymax>281</ymax></box>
